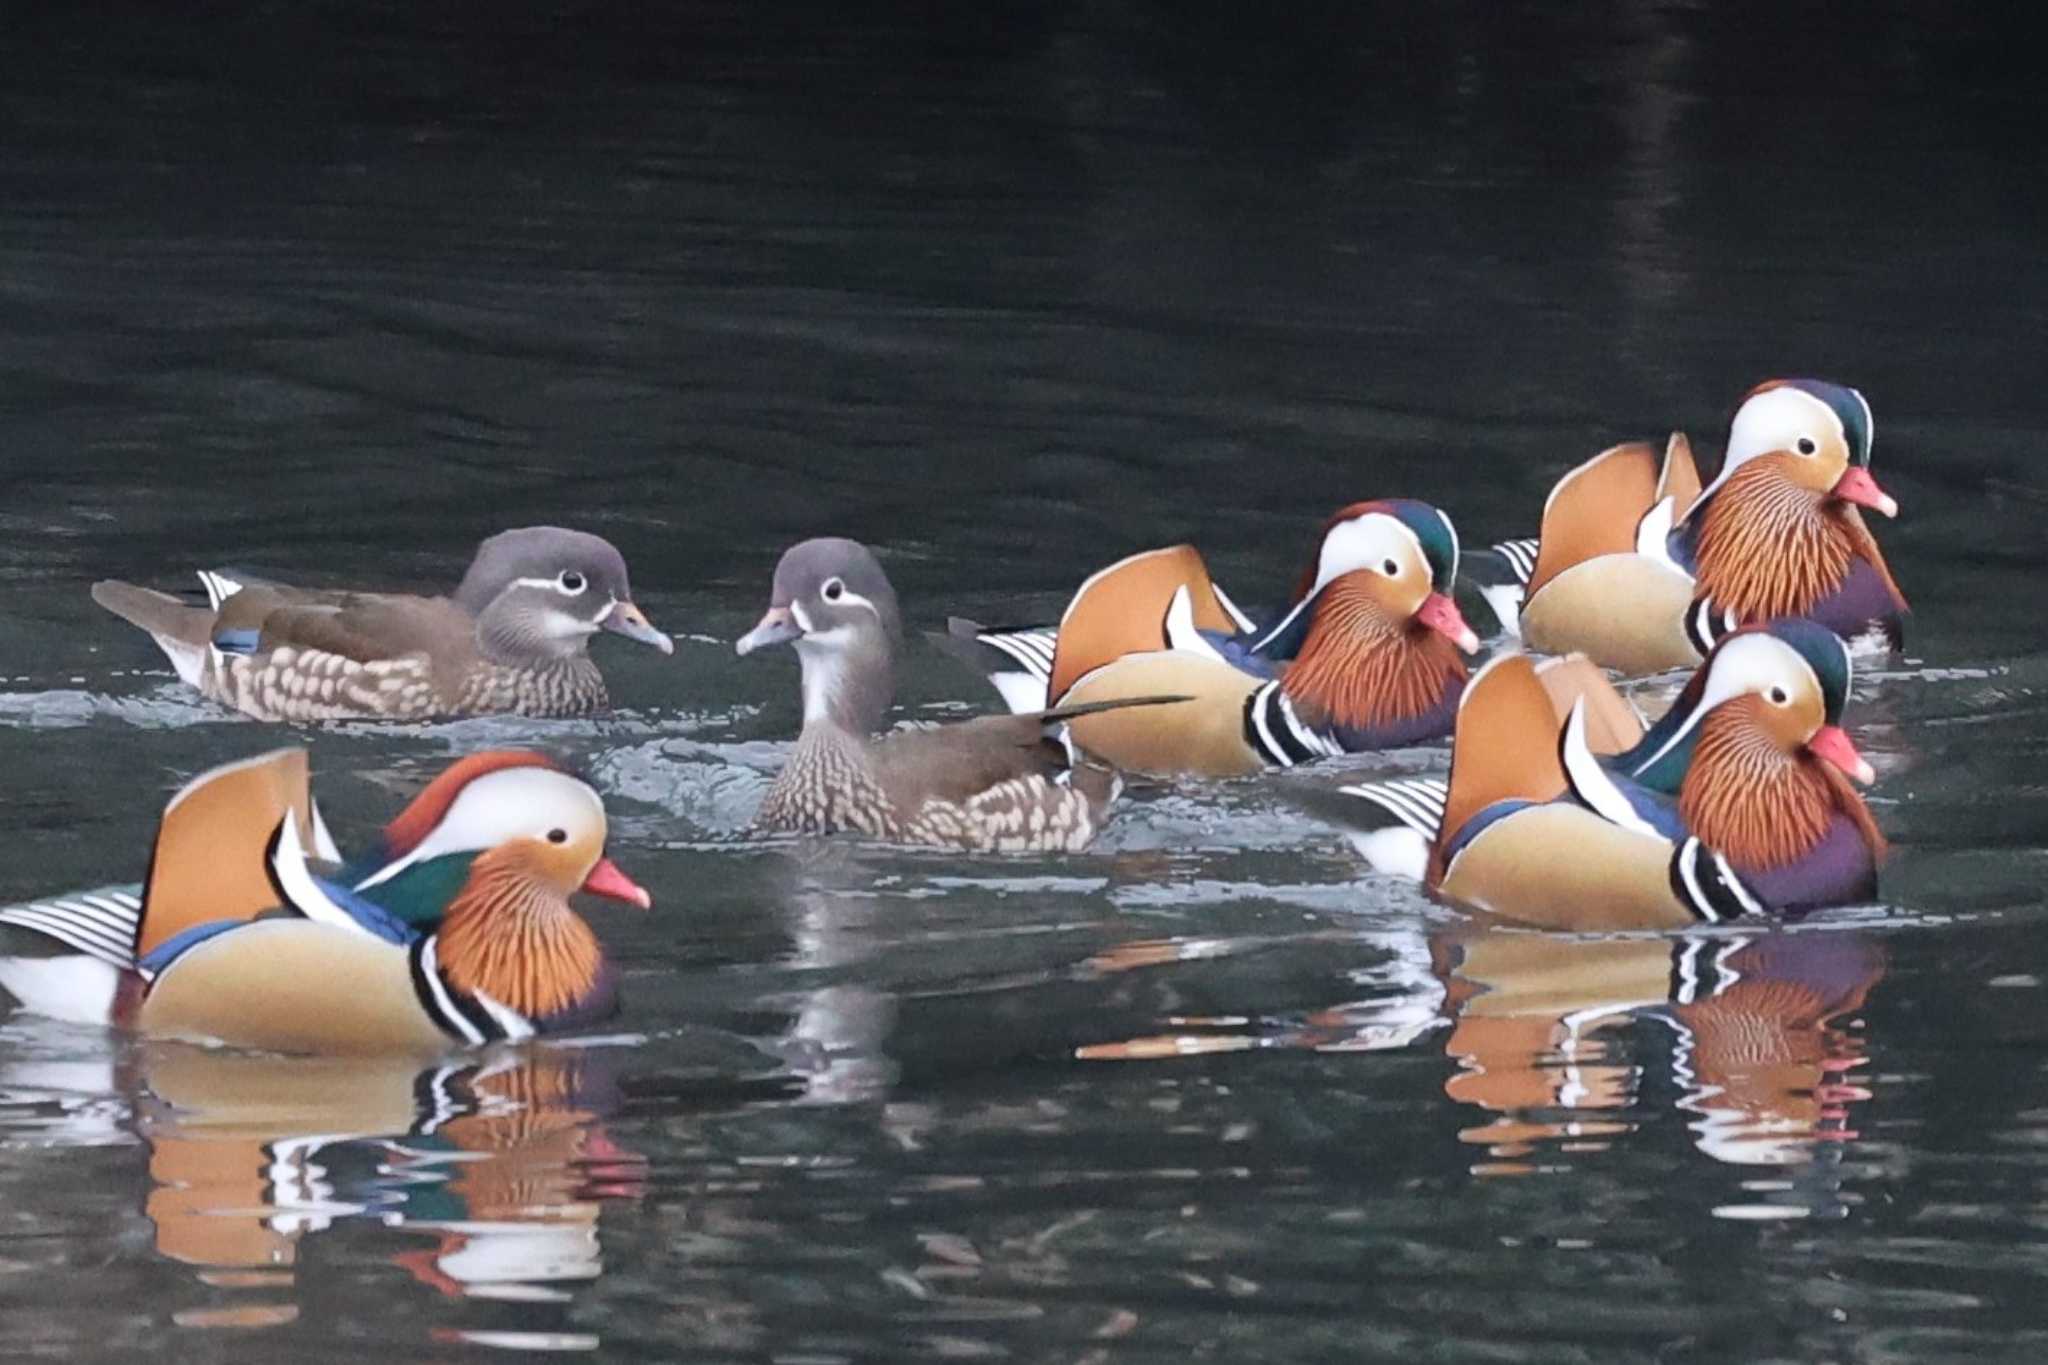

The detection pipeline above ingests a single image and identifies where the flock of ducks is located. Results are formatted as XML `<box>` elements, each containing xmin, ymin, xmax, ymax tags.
<box><xmin>0</xmin><ymin>377</ymin><xmax>1906</xmax><ymax>1057</ymax></box>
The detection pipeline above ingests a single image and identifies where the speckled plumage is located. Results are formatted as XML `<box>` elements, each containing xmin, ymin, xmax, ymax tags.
<box><xmin>205</xmin><ymin>645</ymin><xmax>609</xmax><ymax>722</ymax></box>
<box><xmin>756</xmin><ymin>724</ymin><xmax>1115</xmax><ymax>853</ymax></box>
<box><xmin>92</xmin><ymin>526</ymin><xmax>668</xmax><ymax>722</ymax></box>
<box><xmin>739</xmin><ymin>537</ymin><xmax>1142</xmax><ymax>854</ymax></box>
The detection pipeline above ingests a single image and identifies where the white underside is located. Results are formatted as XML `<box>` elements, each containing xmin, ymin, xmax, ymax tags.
<box><xmin>150</xmin><ymin>631</ymin><xmax>210</xmax><ymax>688</ymax></box>
<box><xmin>0</xmin><ymin>955</ymin><xmax>120</xmax><ymax>1027</ymax></box>
<box><xmin>1344</xmin><ymin>827</ymin><xmax>1430</xmax><ymax>881</ymax></box>
<box><xmin>989</xmin><ymin>670</ymin><xmax>1049</xmax><ymax>714</ymax></box>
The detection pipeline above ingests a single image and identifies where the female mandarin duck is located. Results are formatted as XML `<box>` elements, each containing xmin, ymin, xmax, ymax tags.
<box><xmin>1473</xmin><ymin>381</ymin><xmax>1907</xmax><ymax>675</ymax></box>
<box><xmin>736</xmin><ymin>537</ymin><xmax>1179</xmax><ymax>852</ymax></box>
<box><xmin>91</xmin><ymin>526</ymin><xmax>674</xmax><ymax>721</ymax></box>
<box><xmin>1318</xmin><ymin>619</ymin><xmax>1886</xmax><ymax>929</ymax></box>
<box><xmin>0</xmin><ymin>748</ymin><xmax>649</xmax><ymax>1053</ymax></box>
<box><xmin>948</xmin><ymin>500</ymin><xmax>1481</xmax><ymax>777</ymax></box>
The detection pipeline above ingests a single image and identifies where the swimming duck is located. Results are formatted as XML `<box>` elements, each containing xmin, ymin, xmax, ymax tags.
<box><xmin>92</xmin><ymin>527</ymin><xmax>674</xmax><ymax>721</ymax></box>
<box><xmin>737</xmin><ymin>537</ymin><xmax>1173</xmax><ymax>851</ymax></box>
<box><xmin>1318</xmin><ymin>620</ymin><xmax>1886</xmax><ymax>929</ymax></box>
<box><xmin>0</xmin><ymin>748</ymin><xmax>649</xmax><ymax>1052</ymax></box>
<box><xmin>946</xmin><ymin>500</ymin><xmax>1480</xmax><ymax>777</ymax></box>
<box><xmin>1469</xmin><ymin>381</ymin><xmax>1907</xmax><ymax>674</ymax></box>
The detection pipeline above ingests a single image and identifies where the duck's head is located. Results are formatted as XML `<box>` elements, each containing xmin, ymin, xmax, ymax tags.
<box><xmin>352</xmin><ymin>752</ymin><xmax>650</xmax><ymax>921</ymax></box>
<box><xmin>1261</xmin><ymin>499</ymin><xmax>1477</xmax><ymax>656</ymax></box>
<box><xmin>456</xmin><ymin>526</ymin><xmax>673</xmax><ymax>662</ymax></box>
<box><xmin>735</xmin><ymin>537</ymin><xmax>903</xmax><ymax>732</ymax></box>
<box><xmin>1702</xmin><ymin>380</ymin><xmax>1896</xmax><ymax>520</ymax></box>
<box><xmin>1686</xmin><ymin>619</ymin><xmax>1871</xmax><ymax>784</ymax></box>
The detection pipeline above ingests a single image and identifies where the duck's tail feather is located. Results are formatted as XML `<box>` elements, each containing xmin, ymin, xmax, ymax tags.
<box><xmin>91</xmin><ymin>580</ymin><xmax>217</xmax><ymax>686</ymax></box>
<box><xmin>932</xmin><ymin>618</ymin><xmax>1056</xmax><ymax>714</ymax></box>
<box><xmin>0</xmin><ymin>885</ymin><xmax>144</xmax><ymax>969</ymax></box>
<box><xmin>1288</xmin><ymin>777</ymin><xmax>1446</xmax><ymax>881</ymax></box>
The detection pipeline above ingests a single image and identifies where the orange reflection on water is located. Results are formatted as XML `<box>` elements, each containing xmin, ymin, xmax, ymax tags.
<box><xmin>135</xmin><ymin>1043</ymin><xmax>643</xmax><ymax>1336</ymax></box>
<box><xmin>1438</xmin><ymin>928</ymin><xmax>1882</xmax><ymax>1179</ymax></box>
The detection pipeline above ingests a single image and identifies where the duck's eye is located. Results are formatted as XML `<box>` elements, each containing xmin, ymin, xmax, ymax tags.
<box><xmin>1381</xmin><ymin>558</ymin><xmax>1401</xmax><ymax>576</ymax></box>
<box><xmin>822</xmin><ymin>577</ymin><xmax>845</xmax><ymax>602</ymax></box>
<box><xmin>1795</xmin><ymin>437</ymin><xmax>1817</xmax><ymax>456</ymax></box>
<box><xmin>546</xmin><ymin>828</ymin><xmax>568</xmax><ymax>844</ymax></box>
<box><xmin>557</xmin><ymin>570</ymin><xmax>587</xmax><ymax>594</ymax></box>
<box><xmin>1767</xmin><ymin>685</ymin><xmax>1790</xmax><ymax>706</ymax></box>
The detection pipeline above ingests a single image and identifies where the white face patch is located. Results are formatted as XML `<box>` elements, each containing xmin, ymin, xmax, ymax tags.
<box><xmin>354</xmin><ymin>768</ymin><xmax>607</xmax><ymax>890</ymax></box>
<box><xmin>1628</xmin><ymin>634</ymin><xmax>1826</xmax><ymax>775</ymax></box>
<box><xmin>1312</xmin><ymin>513</ymin><xmax>1427</xmax><ymax>595</ymax></box>
<box><xmin>1700</xmin><ymin>387</ymin><xmax>1846</xmax><ymax>506</ymax></box>
<box><xmin>540</xmin><ymin>607</ymin><xmax>601</xmax><ymax>640</ymax></box>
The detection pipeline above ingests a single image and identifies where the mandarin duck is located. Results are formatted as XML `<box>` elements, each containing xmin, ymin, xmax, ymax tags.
<box><xmin>0</xmin><ymin>748</ymin><xmax>650</xmax><ymax>1053</ymax></box>
<box><xmin>945</xmin><ymin>500</ymin><xmax>1480</xmax><ymax>778</ymax></box>
<box><xmin>1314</xmin><ymin>620</ymin><xmax>1886</xmax><ymax>929</ymax></box>
<box><xmin>92</xmin><ymin>526</ymin><xmax>674</xmax><ymax>721</ymax></box>
<box><xmin>1467</xmin><ymin>380</ymin><xmax>1907</xmax><ymax>674</ymax></box>
<box><xmin>736</xmin><ymin>537</ymin><xmax>1176</xmax><ymax>852</ymax></box>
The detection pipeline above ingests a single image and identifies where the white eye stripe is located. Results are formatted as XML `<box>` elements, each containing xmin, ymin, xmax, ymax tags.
<box><xmin>1700</xmin><ymin>386</ymin><xmax>1848</xmax><ymax>507</ymax></box>
<box><xmin>511</xmin><ymin>574</ymin><xmax>597</xmax><ymax>599</ymax></box>
<box><xmin>353</xmin><ymin>768</ymin><xmax>606</xmax><ymax>891</ymax></box>
<box><xmin>1627</xmin><ymin>633</ymin><xmax>1820</xmax><ymax>775</ymax></box>
<box><xmin>1313</xmin><ymin>513</ymin><xmax>1424</xmax><ymax>592</ymax></box>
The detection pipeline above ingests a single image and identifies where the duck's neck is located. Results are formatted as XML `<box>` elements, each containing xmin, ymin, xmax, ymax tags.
<box><xmin>795</xmin><ymin>638</ymin><xmax>892</xmax><ymax>736</ymax></box>
<box><xmin>434</xmin><ymin>850</ymin><xmax>605</xmax><ymax>1022</ymax></box>
<box><xmin>1279</xmin><ymin>577</ymin><xmax>1465</xmax><ymax>732</ymax></box>
<box><xmin>1691</xmin><ymin>463</ymin><xmax>1857</xmax><ymax>621</ymax></box>
<box><xmin>355</xmin><ymin>852</ymin><xmax>474</xmax><ymax>928</ymax></box>
<box><xmin>1677</xmin><ymin>702</ymin><xmax>1875</xmax><ymax>873</ymax></box>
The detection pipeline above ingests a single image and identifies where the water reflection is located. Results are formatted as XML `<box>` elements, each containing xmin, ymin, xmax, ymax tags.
<box><xmin>1436</xmin><ymin>930</ymin><xmax>1882</xmax><ymax>1203</ymax></box>
<box><xmin>1082</xmin><ymin>923</ymin><xmax>1883</xmax><ymax>1217</ymax></box>
<box><xmin>134</xmin><ymin>1043</ymin><xmax>642</xmax><ymax>1346</ymax></box>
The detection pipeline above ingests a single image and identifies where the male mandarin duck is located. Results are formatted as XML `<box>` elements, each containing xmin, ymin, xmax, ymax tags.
<box><xmin>736</xmin><ymin>537</ymin><xmax>1176</xmax><ymax>852</ymax></box>
<box><xmin>92</xmin><ymin>526</ymin><xmax>674</xmax><ymax>721</ymax></box>
<box><xmin>946</xmin><ymin>500</ymin><xmax>1481</xmax><ymax>777</ymax></box>
<box><xmin>1467</xmin><ymin>380</ymin><xmax>1907</xmax><ymax>674</ymax></box>
<box><xmin>0</xmin><ymin>748</ymin><xmax>649</xmax><ymax>1053</ymax></box>
<box><xmin>1316</xmin><ymin>619</ymin><xmax>1886</xmax><ymax>929</ymax></box>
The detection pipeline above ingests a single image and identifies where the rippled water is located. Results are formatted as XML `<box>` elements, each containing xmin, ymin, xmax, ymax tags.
<box><xmin>3</xmin><ymin>4</ymin><xmax>2046</xmax><ymax>1361</ymax></box>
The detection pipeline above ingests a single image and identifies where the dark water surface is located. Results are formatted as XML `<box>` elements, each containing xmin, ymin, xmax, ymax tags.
<box><xmin>4</xmin><ymin>4</ymin><xmax>2046</xmax><ymax>1360</ymax></box>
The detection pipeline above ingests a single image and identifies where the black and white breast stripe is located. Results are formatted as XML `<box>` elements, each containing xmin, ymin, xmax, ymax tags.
<box><xmin>0</xmin><ymin>886</ymin><xmax>143</xmax><ymax>969</ymax></box>
<box><xmin>976</xmin><ymin>627</ymin><xmax>1057</xmax><ymax>683</ymax></box>
<box><xmin>1491</xmin><ymin>537</ymin><xmax>1540</xmax><ymax>585</ymax></box>
<box><xmin>1668</xmin><ymin>837</ymin><xmax>1764</xmax><ymax>923</ymax></box>
<box><xmin>1682</xmin><ymin>596</ymin><xmax>1743</xmax><ymax>657</ymax></box>
<box><xmin>1336</xmin><ymin>777</ymin><xmax>1447</xmax><ymax>838</ymax></box>
<box><xmin>1242</xmin><ymin>682</ymin><xmax>1346</xmax><ymax>768</ymax></box>
<box><xmin>407</xmin><ymin>938</ymin><xmax>535</xmax><ymax>1046</ymax></box>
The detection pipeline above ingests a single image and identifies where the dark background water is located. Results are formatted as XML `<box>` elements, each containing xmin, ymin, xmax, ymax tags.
<box><xmin>3</xmin><ymin>3</ymin><xmax>2046</xmax><ymax>1361</ymax></box>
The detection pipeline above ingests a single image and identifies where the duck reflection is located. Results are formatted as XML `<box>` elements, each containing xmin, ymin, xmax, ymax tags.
<box><xmin>133</xmin><ymin>1042</ymin><xmax>643</xmax><ymax>1337</ymax></box>
<box><xmin>1078</xmin><ymin>922</ymin><xmax>1883</xmax><ymax>1208</ymax></box>
<box><xmin>1433</xmin><ymin>928</ymin><xmax>1882</xmax><ymax>1186</ymax></box>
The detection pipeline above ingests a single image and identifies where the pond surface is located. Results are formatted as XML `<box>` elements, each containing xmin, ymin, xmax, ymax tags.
<box><xmin>3</xmin><ymin>3</ymin><xmax>2046</xmax><ymax>1361</ymax></box>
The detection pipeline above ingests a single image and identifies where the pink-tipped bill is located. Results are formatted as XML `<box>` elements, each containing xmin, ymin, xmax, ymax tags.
<box><xmin>1831</xmin><ymin>466</ymin><xmax>1898</xmax><ymax>519</ymax></box>
<box><xmin>1808</xmin><ymin>725</ymin><xmax>1876</xmax><ymax>786</ymax></box>
<box><xmin>581</xmin><ymin>856</ymin><xmax>653</xmax><ymax>909</ymax></box>
<box><xmin>1417</xmin><ymin>592</ymin><xmax>1480</xmax><ymax>654</ymax></box>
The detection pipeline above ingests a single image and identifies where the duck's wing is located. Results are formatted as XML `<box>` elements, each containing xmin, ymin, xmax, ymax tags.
<box><xmin>1045</xmin><ymin>545</ymin><xmax>1250</xmax><ymax>705</ymax></box>
<box><xmin>868</xmin><ymin>696</ymin><xmax>1183</xmax><ymax>808</ymax></box>
<box><xmin>215</xmin><ymin>592</ymin><xmax>472</xmax><ymax>664</ymax></box>
<box><xmin>135</xmin><ymin>748</ymin><xmax>326</xmax><ymax>960</ymax></box>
